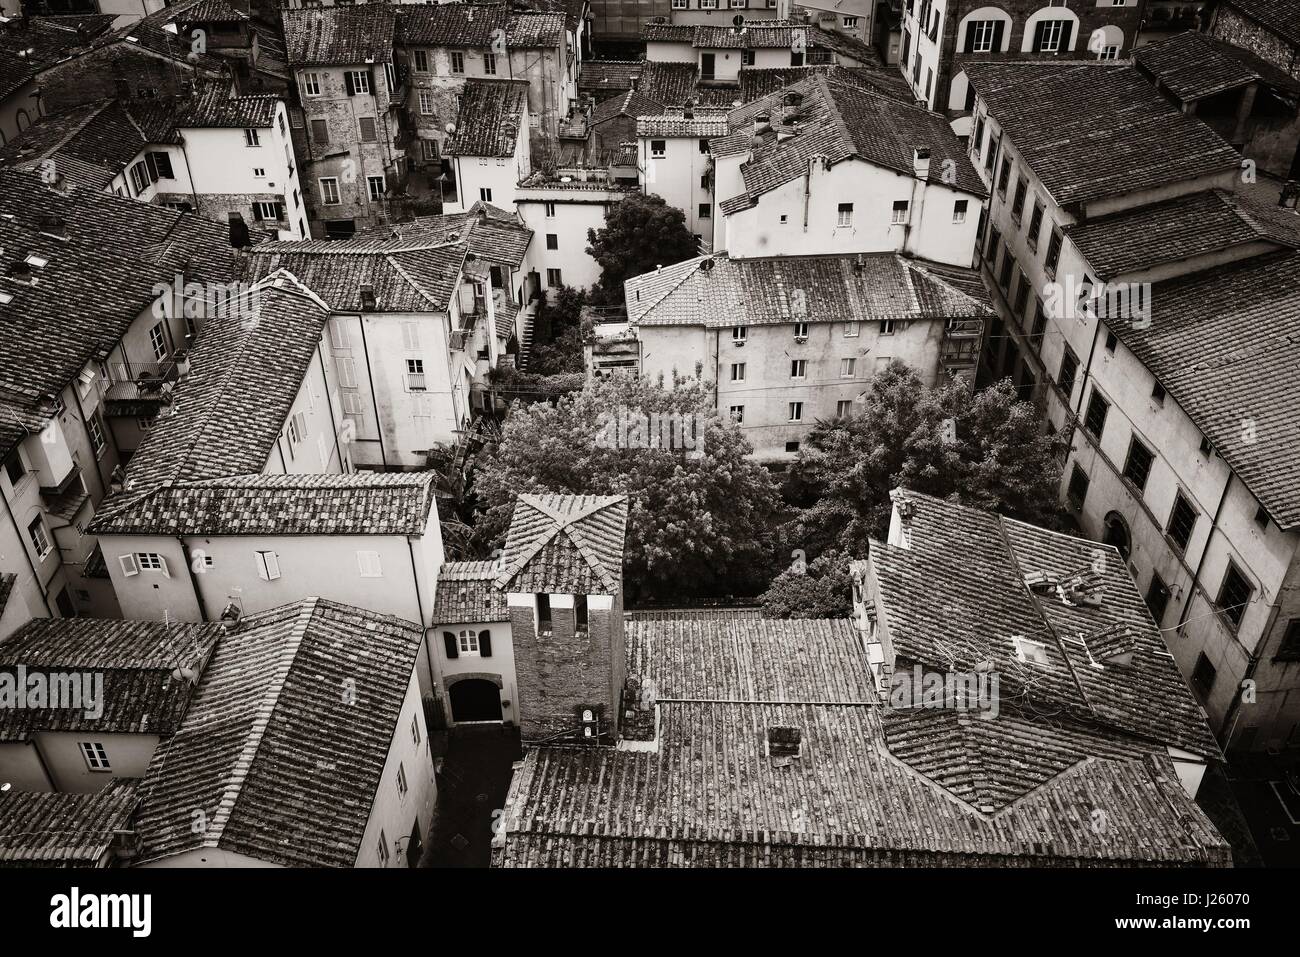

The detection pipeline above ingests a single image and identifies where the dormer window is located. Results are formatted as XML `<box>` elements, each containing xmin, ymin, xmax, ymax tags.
<box><xmin>767</xmin><ymin>726</ymin><xmax>802</xmax><ymax>759</ymax></box>
<box><xmin>536</xmin><ymin>593</ymin><xmax>552</xmax><ymax>635</ymax></box>
<box><xmin>1012</xmin><ymin>636</ymin><xmax>1049</xmax><ymax>666</ymax></box>
<box><xmin>575</xmin><ymin>594</ymin><xmax>588</xmax><ymax>633</ymax></box>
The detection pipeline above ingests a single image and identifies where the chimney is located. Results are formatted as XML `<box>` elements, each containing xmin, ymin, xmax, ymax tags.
<box><xmin>628</xmin><ymin>73</ymin><xmax>638</xmax><ymax>91</ymax></box>
<box><xmin>887</xmin><ymin>488</ymin><xmax>914</xmax><ymax>549</ymax></box>
<box><xmin>359</xmin><ymin>283</ymin><xmax>377</xmax><ymax>310</ymax></box>
<box><xmin>227</xmin><ymin>212</ymin><xmax>250</xmax><ymax>249</ymax></box>
<box><xmin>174</xmin><ymin>349</ymin><xmax>191</xmax><ymax>379</ymax></box>
<box><xmin>913</xmin><ymin>147</ymin><xmax>931</xmax><ymax>180</ymax></box>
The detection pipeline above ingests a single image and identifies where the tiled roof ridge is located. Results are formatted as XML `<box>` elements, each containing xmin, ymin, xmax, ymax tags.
<box><xmin>38</xmin><ymin>99</ymin><xmax>117</xmax><ymax>163</ymax></box>
<box><xmin>202</xmin><ymin>598</ymin><xmax>318</xmax><ymax>851</ymax></box>
<box><xmin>257</xmin><ymin>267</ymin><xmax>332</xmax><ymax>313</ymax></box>
<box><xmin>494</xmin><ymin>495</ymin><xmax>627</xmax><ymax>591</ymax></box>
<box><xmin>627</xmin><ymin>256</ymin><xmax>703</xmax><ymax>318</ymax></box>
<box><xmin>386</xmin><ymin>248</ymin><xmax>463</xmax><ymax>308</ymax></box>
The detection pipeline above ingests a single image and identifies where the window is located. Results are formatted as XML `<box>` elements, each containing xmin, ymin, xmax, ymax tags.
<box><xmin>1278</xmin><ymin>620</ymin><xmax>1300</xmax><ymax>661</ymax></box>
<box><xmin>80</xmin><ymin>742</ymin><xmax>110</xmax><ymax>771</ymax></box>
<box><xmin>412</xmin><ymin>49</ymin><xmax>429</xmax><ymax>72</ymax></box>
<box><xmin>479</xmin><ymin>188</ymin><xmax>493</xmax><ymax>202</ymax></box>
<box><xmin>88</xmin><ymin>413</ymin><xmax>106</xmax><ymax>456</ymax></box>
<box><xmin>1013</xmin><ymin>273</ymin><xmax>1030</xmax><ymax>315</ymax></box>
<box><xmin>1027</xmin><ymin>203</ymin><xmax>1043</xmax><ymax>250</ymax></box>
<box><xmin>1167</xmin><ymin>491</ymin><xmax>1197</xmax><ymax>552</ymax></box>
<box><xmin>729</xmin><ymin>405</ymin><xmax>744</xmax><ymax>423</ymax></box>
<box><xmin>417</xmin><ymin>91</ymin><xmax>436</xmax><ymax>118</ymax></box>
<box><xmin>1058</xmin><ymin>347</ymin><xmax>1079</xmax><ymax>398</ymax></box>
<box><xmin>836</xmin><ymin>399</ymin><xmax>853</xmax><ymax>417</ymax></box>
<box><xmin>310</xmin><ymin>118</ymin><xmax>329</xmax><ymax>145</ymax></box>
<box><xmin>358</xmin><ymin>551</ymin><xmax>382</xmax><ymax>578</ymax></box>
<box><xmin>546</xmin><ymin>268</ymin><xmax>562</xmax><ymax>287</ymax></box>
<box><xmin>367</xmin><ymin>176</ymin><xmax>385</xmax><ymax>201</ymax></box>
<box><xmin>1103</xmin><ymin>331</ymin><xmax>1118</xmax><ymax>353</ymax></box>
<box><xmin>406</xmin><ymin>359</ymin><xmax>426</xmax><ymax>391</ymax></box>
<box><xmin>785</xmin><ymin>441</ymin><xmax>800</xmax><ymax>453</ymax></box>
<box><xmin>1146</xmin><ymin>573</ymin><xmax>1171</xmax><ymax>625</ymax></box>
<box><xmin>698</xmin><ymin>203</ymin><xmax>711</xmax><ymax>219</ymax></box>
<box><xmin>1012</xmin><ymin>636</ymin><xmax>1050</xmax><ymax>666</ymax></box>
<box><xmin>953</xmin><ymin>199</ymin><xmax>968</xmax><ymax>223</ymax></box>
<box><xmin>1067</xmin><ymin>464</ymin><xmax>1089</xmax><ymax>508</ymax></box>
<box><xmin>319</xmin><ymin>177</ymin><xmax>341</xmax><ymax>205</ymax></box>
<box><xmin>968</xmin><ymin>19</ymin><xmax>999</xmax><ymax>52</ymax></box>
<box><xmin>244</xmin><ymin>128</ymin><xmax>260</xmax><ymax>147</ymax></box>
<box><xmin>788</xmin><ymin>402</ymin><xmax>803</xmax><ymax>422</ymax></box>
<box><xmin>255</xmin><ymin>550</ymin><xmax>281</xmax><ymax>581</ymax></box>
<box><xmin>672</xmin><ymin>0</ymin><xmax>687</xmax><ymax>7</ymax></box>
<box><xmin>997</xmin><ymin>156</ymin><xmax>1011</xmax><ymax>196</ymax></box>
<box><xmin>536</xmin><ymin>593</ymin><xmax>552</xmax><ymax>633</ymax></box>
<box><xmin>793</xmin><ymin>321</ymin><xmax>808</xmax><ymax>338</ymax></box>
<box><xmin>732</xmin><ymin>325</ymin><xmax>747</xmax><ymax>342</ymax></box>
<box><xmin>345</xmin><ymin>70</ymin><xmax>370</xmax><ymax>95</ymax></box>
<box><xmin>253</xmin><ymin>201</ymin><xmax>283</xmax><ymax>221</ymax></box>
<box><xmin>1034</xmin><ymin>19</ymin><xmax>1071</xmax><ymax>53</ymax></box>
<box><xmin>1083</xmin><ymin>390</ymin><xmax>1109</xmax><ymax>439</ymax></box>
<box><xmin>891</xmin><ymin>200</ymin><xmax>910</xmax><ymax>224</ymax></box>
<box><xmin>1216</xmin><ymin>561</ymin><xmax>1253</xmax><ymax>631</ymax></box>
<box><xmin>843</xmin><ymin>15</ymin><xmax>858</xmax><ymax>27</ymax></box>
<box><xmin>149</xmin><ymin>323</ymin><xmax>168</xmax><ymax>361</ymax></box>
<box><xmin>880</xmin><ymin>319</ymin><xmax>896</xmax><ymax>335</ymax></box>
<box><xmin>1122</xmin><ymin>437</ymin><xmax>1154</xmax><ymax>491</ymax></box>
<box><xmin>412</xmin><ymin>714</ymin><xmax>422</xmax><ymax>745</ymax></box>
<box><xmin>359</xmin><ymin>116</ymin><xmax>377</xmax><ymax>142</ymax></box>
<box><xmin>742</xmin><ymin>49</ymin><xmax>755</xmax><ymax>66</ymax></box>
<box><xmin>1254</xmin><ymin>505</ymin><xmax>1269</xmax><ymax>531</ymax></box>
<box><xmin>1191</xmin><ymin>652</ymin><xmax>1217</xmax><ymax>697</ymax></box>
<box><xmin>1199</xmin><ymin>435</ymin><xmax>1214</xmax><ymax>457</ymax></box>
<box><xmin>484</xmin><ymin>53</ymin><xmax>497</xmax><ymax>75</ymax></box>
<box><xmin>303</xmin><ymin>72</ymin><xmax>321</xmax><ymax>96</ymax></box>
<box><xmin>546</xmin><ymin>233</ymin><xmax>558</xmax><ymax>250</ymax></box>
<box><xmin>544</xmin><ymin>201</ymin><xmax>556</xmax><ymax>218</ymax></box>
<box><xmin>837</xmin><ymin>203</ymin><xmax>853</xmax><ymax>227</ymax></box>
<box><xmin>3</xmin><ymin>452</ymin><xmax>24</xmax><ymax>486</ymax></box>
<box><xmin>730</xmin><ymin>362</ymin><xmax>746</xmax><ymax>382</ymax></box>
<box><xmin>650</xmin><ymin>139</ymin><xmax>666</xmax><ymax>158</ymax></box>
<box><xmin>451</xmin><ymin>51</ymin><xmax>465</xmax><ymax>74</ymax></box>
<box><xmin>790</xmin><ymin>360</ymin><xmax>807</xmax><ymax>379</ymax></box>
<box><xmin>252</xmin><ymin>167</ymin><xmax>266</xmax><ymax>179</ymax></box>
<box><xmin>840</xmin><ymin>357</ymin><xmax>856</xmax><ymax>377</ymax></box>
<box><xmin>998</xmin><ymin>248</ymin><xmax>1013</xmax><ymax>290</ymax></box>
<box><xmin>377</xmin><ymin>831</ymin><xmax>390</xmax><ymax>866</ymax></box>
<box><xmin>129</xmin><ymin>161</ymin><xmax>150</xmax><ymax>194</ymax></box>
<box><xmin>1010</xmin><ymin>178</ymin><xmax>1026</xmax><ymax>221</ymax></box>
<box><xmin>28</xmin><ymin>517</ymin><xmax>51</xmax><ymax>559</ymax></box>
<box><xmin>1151</xmin><ymin>382</ymin><xmax>1166</xmax><ymax>403</ymax></box>
<box><xmin>397</xmin><ymin>763</ymin><xmax>408</xmax><ymax>797</ymax></box>
<box><xmin>148</xmin><ymin>151</ymin><xmax>174</xmax><ymax>180</ymax></box>
<box><xmin>1044</xmin><ymin>227</ymin><xmax>1062</xmax><ymax>275</ymax></box>
<box><xmin>421</xmin><ymin>139</ymin><xmax>439</xmax><ymax>161</ymax></box>
<box><xmin>844</xmin><ymin>321</ymin><xmax>859</xmax><ymax>337</ymax></box>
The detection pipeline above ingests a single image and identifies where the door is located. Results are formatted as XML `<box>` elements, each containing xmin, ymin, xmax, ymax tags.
<box><xmin>449</xmin><ymin>679</ymin><xmax>503</xmax><ymax>723</ymax></box>
<box><xmin>701</xmin><ymin>53</ymin><xmax>715</xmax><ymax>81</ymax></box>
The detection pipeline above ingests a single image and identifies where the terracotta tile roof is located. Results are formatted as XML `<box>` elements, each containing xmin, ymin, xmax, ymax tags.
<box><xmin>496</xmin><ymin>494</ymin><xmax>628</xmax><ymax>595</ymax></box>
<box><xmin>0</xmin><ymin>573</ymin><xmax>14</xmax><ymax>623</ymax></box>
<box><xmin>1221</xmin><ymin>0</ymin><xmax>1300</xmax><ymax>47</ymax></box>
<box><xmin>643</xmin><ymin>23</ymin><xmax>695</xmax><ymax>43</ymax></box>
<box><xmin>180</xmin><ymin>0</ymin><xmax>249</xmax><ymax>22</ymax></box>
<box><xmin>578</xmin><ymin>59</ymin><xmax>644</xmax><ymax>100</ymax></box>
<box><xmin>495</xmin><ymin>611</ymin><xmax>1230</xmax><ymax>867</ymax></box>
<box><xmin>445</xmin><ymin>79</ymin><xmax>529</xmax><ymax>157</ymax></box>
<box><xmin>645</xmin><ymin>21</ymin><xmax>880</xmax><ymax>64</ymax></box>
<box><xmin>963</xmin><ymin>62</ymin><xmax>1241</xmax><ymax>208</ymax></box>
<box><xmin>591</xmin><ymin>87</ymin><xmax>663</xmax><ymax>127</ymax></box>
<box><xmin>0</xmin><ymin>782</ymin><xmax>138</xmax><ymax>867</ymax></box>
<box><xmin>135</xmin><ymin>598</ymin><xmax>423</xmax><ymax>867</ymax></box>
<box><xmin>506</xmin><ymin>11</ymin><xmax>565</xmax><ymax>48</ymax></box>
<box><xmin>634</xmin><ymin>60</ymin><xmax>699</xmax><ymax>107</ymax></box>
<box><xmin>626</xmin><ymin>252</ymin><xmax>992</xmax><ymax>328</ymax></box>
<box><xmin>0</xmin><ymin>618</ymin><xmax>221</xmax><ymax>738</ymax></box>
<box><xmin>174</xmin><ymin>86</ymin><xmax>280</xmax><ymax>128</ymax></box>
<box><xmin>874</xmin><ymin>489</ymin><xmax>1222</xmax><ymax>757</ymax></box>
<box><xmin>433</xmin><ymin>561</ymin><xmax>510</xmax><ymax>624</ymax></box>
<box><xmin>396</xmin><ymin>5</ymin><xmax>563</xmax><ymax>48</ymax></box>
<box><xmin>366</xmin><ymin>203</ymin><xmax>533</xmax><ymax>269</ymax></box>
<box><xmin>93</xmin><ymin>471</ymin><xmax>438</xmax><ymax>537</ymax></box>
<box><xmin>0</xmin><ymin>15</ymin><xmax>116</xmax><ymax>99</ymax></box>
<box><xmin>738</xmin><ymin>64</ymin><xmax>912</xmax><ymax>103</ymax></box>
<box><xmin>723</xmin><ymin>74</ymin><xmax>984</xmax><ymax>205</ymax></box>
<box><xmin>283</xmin><ymin>4</ymin><xmax>395</xmax><ymax>66</ymax></box>
<box><xmin>1063</xmin><ymin>188</ymin><xmax>1300</xmax><ymax>280</ymax></box>
<box><xmin>89</xmin><ymin>0</ymin><xmax>230</xmax><ymax>71</ymax></box>
<box><xmin>1134</xmin><ymin>30</ymin><xmax>1300</xmax><ymax>100</ymax></box>
<box><xmin>523</xmin><ymin>0</ymin><xmax>588</xmax><ymax>33</ymax></box>
<box><xmin>1109</xmin><ymin>250</ymin><xmax>1300</xmax><ymax>530</ymax></box>
<box><xmin>636</xmin><ymin>111</ymin><xmax>729</xmax><ymax>138</ymax></box>
<box><xmin>0</xmin><ymin>167</ymin><xmax>238</xmax><ymax>462</ymax></box>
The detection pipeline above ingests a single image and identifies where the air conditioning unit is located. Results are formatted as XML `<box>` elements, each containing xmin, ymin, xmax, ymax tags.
<box><xmin>794</xmin><ymin>335</ymin><xmax>808</xmax><ymax>343</ymax></box>
<box><xmin>733</xmin><ymin>339</ymin><xmax>745</xmax><ymax>346</ymax></box>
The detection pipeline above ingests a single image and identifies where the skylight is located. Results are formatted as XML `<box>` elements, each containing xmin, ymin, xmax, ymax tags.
<box><xmin>24</xmin><ymin>254</ymin><xmax>48</xmax><ymax>268</ymax></box>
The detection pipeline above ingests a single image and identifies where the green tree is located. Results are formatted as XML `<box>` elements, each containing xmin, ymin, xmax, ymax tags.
<box><xmin>585</xmin><ymin>194</ymin><xmax>700</xmax><ymax>304</ymax></box>
<box><xmin>759</xmin><ymin>548</ymin><xmax>853</xmax><ymax>619</ymax></box>
<box><xmin>785</xmin><ymin>361</ymin><xmax>1065</xmax><ymax>553</ymax></box>
<box><xmin>472</xmin><ymin>374</ymin><xmax>780</xmax><ymax>601</ymax></box>
<box><xmin>529</xmin><ymin>285</ymin><xmax>590</xmax><ymax>376</ymax></box>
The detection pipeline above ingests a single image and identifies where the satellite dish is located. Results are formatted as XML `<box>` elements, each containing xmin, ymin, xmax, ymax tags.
<box><xmin>699</xmin><ymin>258</ymin><xmax>715</xmax><ymax>272</ymax></box>
<box><xmin>732</xmin><ymin>14</ymin><xmax>744</xmax><ymax>27</ymax></box>
<box><xmin>444</xmin><ymin>122</ymin><xmax>457</xmax><ymax>135</ymax></box>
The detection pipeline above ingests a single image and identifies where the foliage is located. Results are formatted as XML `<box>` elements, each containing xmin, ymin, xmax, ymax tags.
<box><xmin>472</xmin><ymin>374</ymin><xmax>780</xmax><ymax>601</ymax></box>
<box><xmin>529</xmin><ymin>285</ymin><xmax>590</xmax><ymax>376</ymax></box>
<box><xmin>759</xmin><ymin>548</ymin><xmax>853</xmax><ymax>619</ymax></box>
<box><xmin>585</xmin><ymin>194</ymin><xmax>699</xmax><ymax>304</ymax></box>
<box><xmin>784</xmin><ymin>361</ymin><xmax>1066</xmax><ymax>553</ymax></box>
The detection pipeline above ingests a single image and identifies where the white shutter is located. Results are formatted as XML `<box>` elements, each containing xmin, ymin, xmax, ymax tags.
<box><xmin>158</xmin><ymin>555</ymin><xmax>171</xmax><ymax>578</ymax></box>
<box><xmin>119</xmin><ymin>554</ymin><xmax>139</xmax><ymax>577</ymax></box>
<box><xmin>337</xmin><ymin>357</ymin><xmax>357</xmax><ymax>389</ymax></box>
<box><xmin>330</xmin><ymin>321</ymin><xmax>350</xmax><ymax>351</ymax></box>
<box><xmin>402</xmin><ymin>322</ymin><xmax>420</xmax><ymax>350</ymax></box>
<box><xmin>358</xmin><ymin>550</ymin><xmax>382</xmax><ymax>577</ymax></box>
<box><xmin>318</xmin><ymin>433</ymin><xmax>330</xmax><ymax>468</ymax></box>
<box><xmin>256</xmin><ymin>550</ymin><xmax>281</xmax><ymax>581</ymax></box>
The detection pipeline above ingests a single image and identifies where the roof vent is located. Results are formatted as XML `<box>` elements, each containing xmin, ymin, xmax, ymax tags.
<box><xmin>359</xmin><ymin>283</ymin><xmax>377</xmax><ymax>310</ymax></box>
<box><xmin>913</xmin><ymin>146</ymin><xmax>931</xmax><ymax>180</ymax></box>
<box><xmin>7</xmin><ymin>260</ymin><xmax>34</xmax><ymax>284</ymax></box>
<box><xmin>767</xmin><ymin>726</ymin><xmax>802</xmax><ymax>761</ymax></box>
<box><xmin>37</xmin><ymin>215</ymin><xmax>66</xmax><ymax>238</ymax></box>
<box><xmin>23</xmin><ymin>253</ymin><xmax>48</xmax><ymax>268</ymax></box>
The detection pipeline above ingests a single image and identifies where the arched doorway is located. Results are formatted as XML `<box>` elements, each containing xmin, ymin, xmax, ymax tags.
<box><xmin>1102</xmin><ymin>511</ymin><xmax>1131</xmax><ymax>560</ymax></box>
<box><xmin>449</xmin><ymin>678</ymin><xmax>503</xmax><ymax>723</ymax></box>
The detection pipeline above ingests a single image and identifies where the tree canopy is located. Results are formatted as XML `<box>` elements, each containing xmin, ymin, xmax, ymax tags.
<box><xmin>472</xmin><ymin>374</ymin><xmax>781</xmax><ymax>601</ymax></box>
<box><xmin>585</xmin><ymin>194</ymin><xmax>699</xmax><ymax>304</ymax></box>
<box><xmin>759</xmin><ymin>548</ymin><xmax>853</xmax><ymax>619</ymax></box>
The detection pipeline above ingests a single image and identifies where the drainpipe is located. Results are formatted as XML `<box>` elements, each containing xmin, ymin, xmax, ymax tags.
<box><xmin>356</xmin><ymin>316</ymin><xmax>389</xmax><ymax>469</ymax></box>
<box><xmin>1071</xmin><ymin>309</ymin><xmax>1103</xmax><ymax>418</ymax></box>
<box><xmin>178</xmin><ymin>136</ymin><xmax>203</xmax><ymax>214</ymax></box>
<box><xmin>407</xmin><ymin>536</ymin><xmax>433</xmax><ymax>689</ymax></box>
<box><xmin>0</xmin><ymin>480</ymin><xmax>54</xmax><ymax>617</ymax></box>
<box><xmin>177</xmin><ymin>537</ymin><xmax>210</xmax><ymax>621</ymax></box>
<box><xmin>1175</xmin><ymin>471</ymin><xmax>1233</xmax><ymax>640</ymax></box>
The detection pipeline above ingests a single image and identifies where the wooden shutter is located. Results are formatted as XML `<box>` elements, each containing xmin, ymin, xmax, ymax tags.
<box><xmin>344</xmin><ymin>71</ymin><xmax>356</xmax><ymax>96</ymax></box>
<box><xmin>443</xmin><ymin>632</ymin><xmax>458</xmax><ymax>659</ymax></box>
<box><xmin>964</xmin><ymin>22</ymin><xmax>977</xmax><ymax>52</ymax></box>
<box><xmin>119</xmin><ymin>554</ymin><xmax>139</xmax><ymax>577</ymax></box>
<box><xmin>1033</xmin><ymin>20</ymin><xmax>1046</xmax><ymax>52</ymax></box>
<box><xmin>152</xmin><ymin>151</ymin><xmax>174</xmax><ymax>178</ymax></box>
<box><xmin>479</xmin><ymin>630</ymin><xmax>492</xmax><ymax>658</ymax></box>
<box><xmin>158</xmin><ymin>555</ymin><xmax>171</xmax><ymax>578</ymax></box>
<box><xmin>1059</xmin><ymin>21</ymin><xmax>1073</xmax><ymax>52</ymax></box>
<box><xmin>991</xmin><ymin>20</ymin><xmax>1004</xmax><ymax>51</ymax></box>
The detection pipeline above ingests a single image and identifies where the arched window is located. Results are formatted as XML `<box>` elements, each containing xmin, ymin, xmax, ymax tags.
<box><xmin>1102</xmin><ymin>512</ymin><xmax>1131</xmax><ymax>561</ymax></box>
<box><xmin>15</xmin><ymin>109</ymin><xmax>30</xmax><ymax>132</ymax></box>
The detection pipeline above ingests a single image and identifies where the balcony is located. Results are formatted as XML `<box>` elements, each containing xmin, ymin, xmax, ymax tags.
<box><xmin>104</xmin><ymin>362</ymin><xmax>179</xmax><ymax>417</ymax></box>
<box><xmin>940</xmin><ymin>317</ymin><xmax>983</xmax><ymax>368</ymax></box>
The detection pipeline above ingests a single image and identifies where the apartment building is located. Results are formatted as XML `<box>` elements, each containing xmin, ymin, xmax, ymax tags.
<box><xmin>637</xmin><ymin>110</ymin><xmax>727</xmax><ymax>242</ymax></box>
<box><xmin>899</xmin><ymin>0</ymin><xmax>1146</xmax><ymax>117</ymax></box>
<box><xmin>442</xmin><ymin>78</ymin><xmax>532</xmax><ymax>213</ymax></box>
<box><xmin>793</xmin><ymin>1</ymin><xmax>875</xmax><ymax>43</ymax></box>
<box><xmin>0</xmin><ymin>168</ymin><xmax>238</xmax><ymax>631</ymax></box>
<box><xmin>0</xmin><ymin>14</ymin><xmax>116</xmax><ymax>145</ymax></box>
<box><xmin>645</xmin><ymin>20</ymin><xmax>880</xmax><ymax>82</ymax></box>
<box><xmin>284</xmin><ymin>4</ymin><xmax>405</xmax><ymax>237</ymax></box>
<box><xmin>709</xmin><ymin>73</ymin><xmax>986</xmax><ymax>264</ymax></box>
<box><xmin>965</xmin><ymin>60</ymin><xmax>1300</xmax><ymax>751</ymax></box>
<box><xmin>625</xmin><ymin>250</ymin><xmax>991</xmax><ymax>459</ymax></box>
